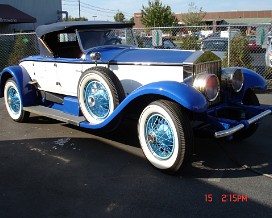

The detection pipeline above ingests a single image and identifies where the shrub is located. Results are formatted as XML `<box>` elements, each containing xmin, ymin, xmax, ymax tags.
<box><xmin>179</xmin><ymin>35</ymin><xmax>200</xmax><ymax>50</ymax></box>
<box><xmin>222</xmin><ymin>35</ymin><xmax>252</xmax><ymax>69</ymax></box>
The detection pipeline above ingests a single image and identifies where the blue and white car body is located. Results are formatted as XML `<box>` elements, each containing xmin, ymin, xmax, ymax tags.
<box><xmin>1</xmin><ymin>21</ymin><xmax>271</xmax><ymax>173</ymax></box>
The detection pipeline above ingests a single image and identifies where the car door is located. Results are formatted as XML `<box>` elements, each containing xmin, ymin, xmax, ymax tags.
<box><xmin>33</xmin><ymin>59</ymin><xmax>62</xmax><ymax>94</ymax></box>
<box><xmin>55</xmin><ymin>61</ymin><xmax>83</xmax><ymax>96</ymax></box>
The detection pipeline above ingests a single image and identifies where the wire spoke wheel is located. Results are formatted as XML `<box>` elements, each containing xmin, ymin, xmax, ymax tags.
<box><xmin>7</xmin><ymin>86</ymin><xmax>21</xmax><ymax>115</ymax></box>
<box><xmin>4</xmin><ymin>78</ymin><xmax>29</xmax><ymax>122</ymax></box>
<box><xmin>145</xmin><ymin>113</ymin><xmax>174</xmax><ymax>160</ymax></box>
<box><xmin>138</xmin><ymin>100</ymin><xmax>193</xmax><ymax>174</ymax></box>
<box><xmin>84</xmin><ymin>80</ymin><xmax>110</xmax><ymax>119</ymax></box>
<box><xmin>78</xmin><ymin>67</ymin><xmax>125</xmax><ymax>124</ymax></box>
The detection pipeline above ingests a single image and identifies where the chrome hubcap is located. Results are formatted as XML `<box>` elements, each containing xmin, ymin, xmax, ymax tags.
<box><xmin>7</xmin><ymin>98</ymin><xmax>12</xmax><ymax>105</ymax></box>
<box><xmin>88</xmin><ymin>96</ymin><xmax>95</xmax><ymax>107</ymax></box>
<box><xmin>147</xmin><ymin>132</ymin><xmax>157</xmax><ymax>144</ymax></box>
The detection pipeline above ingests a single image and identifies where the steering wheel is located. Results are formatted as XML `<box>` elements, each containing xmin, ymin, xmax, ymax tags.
<box><xmin>105</xmin><ymin>38</ymin><xmax>122</xmax><ymax>45</ymax></box>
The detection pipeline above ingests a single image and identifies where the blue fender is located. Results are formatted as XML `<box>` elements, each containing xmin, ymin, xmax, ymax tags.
<box><xmin>222</xmin><ymin>67</ymin><xmax>267</xmax><ymax>92</ymax></box>
<box><xmin>0</xmin><ymin>65</ymin><xmax>37</xmax><ymax>106</ymax></box>
<box><xmin>221</xmin><ymin>67</ymin><xmax>267</xmax><ymax>103</ymax></box>
<box><xmin>80</xmin><ymin>81</ymin><xmax>208</xmax><ymax>129</ymax></box>
<box><xmin>241</xmin><ymin>68</ymin><xmax>267</xmax><ymax>90</ymax></box>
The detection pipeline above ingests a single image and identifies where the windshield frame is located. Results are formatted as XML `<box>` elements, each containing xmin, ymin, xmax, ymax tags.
<box><xmin>76</xmin><ymin>28</ymin><xmax>137</xmax><ymax>52</ymax></box>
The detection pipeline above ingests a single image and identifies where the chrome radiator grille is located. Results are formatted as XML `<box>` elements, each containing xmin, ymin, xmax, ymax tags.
<box><xmin>193</xmin><ymin>60</ymin><xmax>221</xmax><ymax>80</ymax></box>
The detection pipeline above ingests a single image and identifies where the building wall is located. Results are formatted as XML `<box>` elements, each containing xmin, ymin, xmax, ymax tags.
<box><xmin>0</xmin><ymin>0</ymin><xmax>62</xmax><ymax>31</ymax></box>
<box><xmin>134</xmin><ymin>10</ymin><xmax>272</xmax><ymax>28</ymax></box>
<box><xmin>200</xmin><ymin>10</ymin><xmax>272</xmax><ymax>20</ymax></box>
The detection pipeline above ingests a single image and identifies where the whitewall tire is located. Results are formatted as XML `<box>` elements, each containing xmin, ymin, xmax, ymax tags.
<box><xmin>4</xmin><ymin>78</ymin><xmax>29</xmax><ymax>122</ymax></box>
<box><xmin>138</xmin><ymin>100</ymin><xmax>193</xmax><ymax>173</ymax></box>
<box><xmin>78</xmin><ymin>67</ymin><xmax>125</xmax><ymax>124</ymax></box>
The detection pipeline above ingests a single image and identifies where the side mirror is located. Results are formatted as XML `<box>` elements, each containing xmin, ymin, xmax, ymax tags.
<box><xmin>90</xmin><ymin>52</ymin><xmax>101</xmax><ymax>66</ymax></box>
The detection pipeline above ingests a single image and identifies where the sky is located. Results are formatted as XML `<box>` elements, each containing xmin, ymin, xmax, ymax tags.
<box><xmin>62</xmin><ymin>0</ymin><xmax>272</xmax><ymax>21</ymax></box>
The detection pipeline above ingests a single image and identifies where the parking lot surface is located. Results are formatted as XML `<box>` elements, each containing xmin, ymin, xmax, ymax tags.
<box><xmin>0</xmin><ymin>94</ymin><xmax>272</xmax><ymax>218</ymax></box>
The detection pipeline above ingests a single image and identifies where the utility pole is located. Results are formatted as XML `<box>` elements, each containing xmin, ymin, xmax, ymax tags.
<box><xmin>78</xmin><ymin>0</ymin><xmax>81</xmax><ymax>18</ymax></box>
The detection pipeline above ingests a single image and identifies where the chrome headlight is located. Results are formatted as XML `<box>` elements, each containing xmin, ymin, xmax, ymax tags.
<box><xmin>193</xmin><ymin>73</ymin><xmax>220</xmax><ymax>102</ymax></box>
<box><xmin>221</xmin><ymin>68</ymin><xmax>244</xmax><ymax>92</ymax></box>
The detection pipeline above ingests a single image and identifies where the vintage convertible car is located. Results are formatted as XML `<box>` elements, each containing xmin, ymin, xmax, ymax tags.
<box><xmin>0</xmin><ymin>21</ymin><xmax>271</xmax><ymax>173</ymax></box>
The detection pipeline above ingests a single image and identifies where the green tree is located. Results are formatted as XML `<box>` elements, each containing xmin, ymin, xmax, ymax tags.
<box><xmin>141</xmin><ymin>0</ymin><xmax>178</xmax><ymax>27</ymax></box>
<box><xmin>181</xmin><ymin>2</ymin><xmax>206</xmax><ymax>26</ymax></box>
<box><xmin>222</xmin><ymin>35</ymin><xmax>252</xmax><ymax>69</ymax></box>
<box><xmin>63</xmin><ymin>15</ymin><xmax>88</xmax><ymax>21</ymax></box>
<box><xmin>126</xmin><ymin>17</ymin><xmax>134</xmax><ymax>23</ymax></box>
<box><xmin>114</xmin><ymin>12</ymin><xmax>125</xmax><ymax>22</ymax></box>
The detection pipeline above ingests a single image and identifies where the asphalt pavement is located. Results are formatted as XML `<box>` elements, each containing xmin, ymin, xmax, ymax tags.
<box><xmin>0</xmin><ymin>94</ymin><xmax>272</xmax><ymax>218</ymax></box>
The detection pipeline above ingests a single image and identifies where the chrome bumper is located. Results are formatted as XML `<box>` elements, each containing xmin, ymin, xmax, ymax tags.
<box><xmin>214</xmin><ymin>109</ymin><xmax>272</xmax><ymax>138</ymax></box>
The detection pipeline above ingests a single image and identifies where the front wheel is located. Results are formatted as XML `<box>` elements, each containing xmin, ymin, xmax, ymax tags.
<box><xmin>138</xmin><ymin>100</ymin><xmax>194</xmax><ymax>174</ymax></box>
<box><xmin>4</xmin><ymin>78</ymin><xmax>29</xmax><ymax>122</ymax></box>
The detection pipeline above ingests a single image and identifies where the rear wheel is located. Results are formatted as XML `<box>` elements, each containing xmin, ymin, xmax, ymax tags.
<box><xmin>78</xmin><ymin>67</ymin><xmax>125</xmax><ymax>124</ymax></box>
<box><xmin>4</xmin><ymin>78</ymin><xmax>29</xmax><ymax>122</ymax></box>
<box><xmin>138</xmin><ymin>100</ymin><xmax>193</xmax><ymax>174</ymax></box>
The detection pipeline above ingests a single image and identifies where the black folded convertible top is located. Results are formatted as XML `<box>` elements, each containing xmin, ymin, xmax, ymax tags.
<box><xmin>36</xmin><ymin>21</ymin><xmax>135</xmax><ymax>37</ymax></box>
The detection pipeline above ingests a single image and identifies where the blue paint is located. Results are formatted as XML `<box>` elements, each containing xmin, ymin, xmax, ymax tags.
<box><xmin>241</xmin><ymin>67</ymin><xmax>267</xmax><ymax>90</ymax></box>
<box><xmin>79</xmin><ymin>81</ymin><xmax>208</xmax><ymax>129</ymax></box>
<box><xmin>97</xmin><ymin>48</ymin><xmax>194</xmax><ymax>64</ymax></box>
<box><xmin>220</xmin><ymin>67</ymin><xmax>267</xmax><ymax>104</ymax></box>
<box><xmin>22</xmin><ymin>47</ymin><xmax>194</xmax><ymax>65</ymax></box>
<box><xmin>0</xmin><ymin>66</ymin><xmax>37</xmax><ymax>106</ymax></box>
<box><xmin>43</xmin><ymin>96</ymin><xmax>81</xmax><ymax>116</ymax></box>
<box><xmin>205</xmin><ymin>103</ymin><xmax>271</xmax><ymax>137</ymax></box>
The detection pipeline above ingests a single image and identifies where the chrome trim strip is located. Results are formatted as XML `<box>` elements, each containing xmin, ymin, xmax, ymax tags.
<box><xmin>20</xmin><ymin>59</ymin><xmax>184</xmax><ymax>66</ymax></box>
<box><xmin>109</xmin><ymin>62</ymin><xmax>184</xmax><ymax>66</ymax></box>
<box><xmin>214</xmin><ymin>109</ymin><xmax>272</xmax><ymax>138</ymax></box>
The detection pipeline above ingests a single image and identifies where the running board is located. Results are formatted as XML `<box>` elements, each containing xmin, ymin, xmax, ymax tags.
<box><xmin>24</xmin><ymin>106</ymin><xmax>86</xmax><ymax>126</ymax></box>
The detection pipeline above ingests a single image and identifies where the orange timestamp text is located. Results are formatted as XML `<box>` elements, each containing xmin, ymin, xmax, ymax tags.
<box><xmin>205</xmin><ymin>194</ymin><xmax>248</xmax><ymax>203</ymax></box>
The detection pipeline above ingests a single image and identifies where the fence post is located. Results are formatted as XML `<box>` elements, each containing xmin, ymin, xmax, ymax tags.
<box><xmin>227</xmin><ymin>25</ymin><xmax>230</xmax><ymax>67</ymax></box>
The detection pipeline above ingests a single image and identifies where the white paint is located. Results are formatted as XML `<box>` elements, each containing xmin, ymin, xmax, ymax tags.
<box><xmin>56</xmin><ymin>63</ymin><xmax>82</xmax><ymax>95</ymax></box>
<box><xmin>110</xmin><ymin>64</ymin><xmax>184</xmax><ymax>96</ymax></box>
<box><xmin>20</xmin><ymin>61</ymin><xmax>61</xmax><ymax>94</ymax></box>
<box><xmin>20</xmin><ymin>61</ymin><xmax>184</xmax><ymax>97</ymax></box>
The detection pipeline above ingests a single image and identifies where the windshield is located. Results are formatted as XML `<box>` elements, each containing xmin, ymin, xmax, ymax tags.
<box><xmin>77</xmin><ymin>28</ymin><xmax>136</xmax><ymax>51</ymax></box>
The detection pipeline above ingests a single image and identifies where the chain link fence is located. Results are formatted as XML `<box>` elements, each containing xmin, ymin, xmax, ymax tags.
<box><xmin>0</xmin><ymin>33</ymin><xmax>39</xmax><ymax>71</ymax></box>
<box><xmin>0</xmin><ymin>24</ymin><xmax>271</xmax><ymax>88</ymax></box>
<box><xmin>134</xmin><ymin>24</ymin><xmax>272</xmax><ymax>88</ymax></box>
